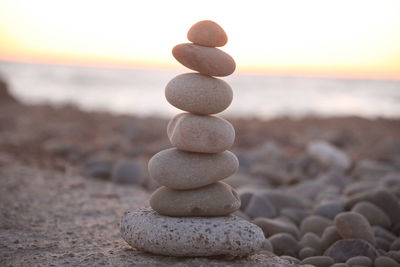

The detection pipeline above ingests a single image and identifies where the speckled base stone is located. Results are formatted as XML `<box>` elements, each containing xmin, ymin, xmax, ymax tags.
<box><xmin>120</xmin><ymin>207</ymin><xmax>264</xmax><ymax>257</ymax></box>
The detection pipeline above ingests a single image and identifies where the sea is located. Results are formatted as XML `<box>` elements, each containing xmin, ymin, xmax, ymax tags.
<box><xmin>0</xmin><ymin>61</ymin><xmax>399</xmax><ymax>119</ymax></box>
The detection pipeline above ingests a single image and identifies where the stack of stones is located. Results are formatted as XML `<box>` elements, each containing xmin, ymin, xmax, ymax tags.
<box><xmin>120</xmin><ymin>20</ymin><xmax>264</xmax><ymax>257</ymax></box>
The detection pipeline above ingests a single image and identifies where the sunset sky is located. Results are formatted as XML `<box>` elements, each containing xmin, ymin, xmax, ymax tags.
<box><xmin>0</xmin><ymin>0</ymin><xmax>399</xmax><ymax>79</ymax></box>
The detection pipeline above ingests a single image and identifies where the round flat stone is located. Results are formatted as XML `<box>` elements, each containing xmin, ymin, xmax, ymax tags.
<box><xmin>187</xmin><ymin>20</ymin><xmax>227</xmax><ymax>47</ymax></box>
<box><xmin>172</xmin><ymin>43</ymin><xmax>235</xmax><ymax>77</ymax></box>
<box><xmin>324</xmin><ymin>239</ymin><xmax>379</xmax><ymax>263</ymax></box>
<box><xmin>165</xmin><ymin>73</ymin><xmax>233</xmax><ymax>115</ymax></box>
<box><xmin>167</xmin><ymin>113</ymin><xmax>235</xmax><ymax>153</ymax></box>
<box><xmin>120</xmin><ymin>207</ymin><xmax>264</xmax><ymax>257</ymax></box>
<box><xmin>334</xmin><ymin>212</ymin><xmax>376</xmax><ymax>246</ymax></box>
<box><xmin>150</xmin><ymin>182</ymin><xmax>240</xmax><ymax>217</ymax></box>
<box><xmin>148</xmin><ymin>148</ymin><xmax>238</xmax><ymax>190</ymax></box>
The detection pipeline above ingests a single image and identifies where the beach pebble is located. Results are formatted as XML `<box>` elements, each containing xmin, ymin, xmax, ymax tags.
<box><xmin>233</xmin><ymin>210</ymin><xmax>250</xmax><ymax>221</ymax></box>
<box><xmin>148</xmin><ymin>148</ymin><xmax>238</xmax><ymax>190</ymax></box>
<box><xmin>386</xmin><ymin>250</ymin><xmax>400</xmax><ymax>263</ymax></box>
<box><xmin>299</xmin><ymin>247</ymin><xmax>316</xmax><ymax>259</ymax></box>
<box><xmin>346</xmin><ymin>256</ymin><xmax>373</xmax><ymax>267</ymax></box>
<box><xmin>352</xmin><ymin>201</ymin><xmax>391</xmax><ymax>229</ymax></box>
<box><xmin>82</xmin><ymin>156</ymin><xmax>113</xmax><ymax>179</ymax></box>
<box><xmin>354</xmin><ymin>160</ymin><xmax>397</xmax><ymax>180</ymax></box>
<box><xmin>120</xmin><ymin>207</ymin><xmax>264</xmax><ymax>257</ymax></box>
<box><xmin>372</xmin><ymin>225</ymin><xmax>397</xmax><ymax>242</ymax></box>
<box><xmin>301</xmin><ymin>256</ymin><xmax>334</xmax><ymax>267</ymax></box>
<box><xmin>280</xmin><ymin>255</ymin><xmax>300</xmax><ymax>264</ymax></box>
<box><xmin>321</xmin><ymin>226</ymin><xmax>341</xmax><ymax>251</ymax></box>
<box><xmin>324</xmin><ymin>239</ymin><xmax>379</xmax><ymax>263</ymax></box>
<box><xmin>268</xmin><ymin>233</ymin><xmax>299</xmax><ymax>257</ymax></box>
<box><xmin>380</xmin><ymin>173</ymin><xmax>400</xmax><ymax>188</ymax></box>
<box><xmin>260</xmin><ymin>238</ymin><xmax>273</xmax><ymax>252</ymax></box>
<box><xmin>368</xmin><ymin>189</ymin><xmax>400</xmax><ymax>230</ymax></box>
<box><xmin>280</xmin><ymin>207</ymin><xmax>310</xmax><ymax>225</ymax></box>
<box><xmin>187</xmin><ymin>20</ymin><xmax>227</xmax><ymax>47</ymax></box>
<box><xmin>263</xmin><ymin>191</ymin><xmax>310</xmax><ymax>210</ymax></box>
<box><xmin>334</xmin><ymin>212</ymin><xmax>375</xmax><ymax>245</ymax></box>
<box><xmin>391</xmin><ymin>239</ymin><xmax>400</xmax><ymax>251</ymax></box>
<box><xmin>376</xmin><ymin>237</ymin><xmax>391</xmax><ymax>251</ymax></box>
<box><xmin>314</xmin><ymin>201</ymin><xmax>344</xmax><ymax>220</ymax></box>
<box><xmin>253</xmin><ymin>217</ymin><xmax>300</xmax><ymax>239</ymax></box>
<box><xmin>330</xmin><ymin>264</ymin><xmax>347</xmax><ymax>267</ymax></box>
<box><xmin>167</xmin><ymin>113</ymin><xmax>235</xmax><ymax>153</ymax></box>
<box><xmin>299</xmin><ymin>232</ymin><xmax>321</xmax><ymax>252</ymax></box>
<box><xmin>165</xmin><ymin>73</ymin><xmax>233</xmax><ymax>115</ymax></box>
<box><xmin>300</xmin><ymin>215</ymin><xmax>333</xmax><ymax>237</ymax></box>
<box><xmin>344</xmin><ymin>181</ymin><xmax>377</xmax><ymax>196</ymax></box>
<box><xmin>375</xmin><ymin>256</ymin><xmax>400</xmax><ymax>267</ymax></box>
<box><xmin>307</xmin><ymin>140</ymin><xmax>351</xmax><ymax>170</ymax></box>
<box><xmin>150</xmin><ymin>182</ymin><xmax>240</xmax><ymax>217</ymax></box>
<box><xmin>172</xmin><ymin>43</ymin><xmax>235</xmax><ymax>77</ymax></box>
<box><xmin>111</xmin><ymin>159</ymin><xmax>145</xmax><ymax>185</ymax></box>
<box><xmin>244</xmin><ymin>194</ymin><xmax>277</xmax><ymax>219</ymax></box>
<box><xmin>238</xmin><ymin>189</ymin><xmax>255</xmax><ymax>211</ymax></box>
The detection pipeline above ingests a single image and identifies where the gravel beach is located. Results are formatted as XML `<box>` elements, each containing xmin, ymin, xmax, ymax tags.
<box><xmin>1</xmin><ymin>96</ymin><xmax>399</xmax><ymax>266</ymax></box>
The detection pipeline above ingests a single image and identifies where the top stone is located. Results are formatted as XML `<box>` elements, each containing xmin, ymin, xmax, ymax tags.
<box><xmin>188</xmin><ymin>20</ymin><xmax>228</xmax><ymax>47</ymax></box>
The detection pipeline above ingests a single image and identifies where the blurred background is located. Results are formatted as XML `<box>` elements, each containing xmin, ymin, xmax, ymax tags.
<box><xmin>1</xmin><ymin>0</ymin><xmax>399</xmax><ymax>118</ymax></box>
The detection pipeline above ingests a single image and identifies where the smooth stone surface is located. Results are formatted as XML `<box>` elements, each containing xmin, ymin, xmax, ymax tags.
<box><xmin>346</xmin><ymin>256</ymin><xmax>373</xmax><ymax>267</ymax></box>
<box><xmin>165</xmin><ymin>73</ymin><xmax>233</xmax><ymax>115</ymax></box>
<box><xmin>300</xmin><ymin>215</ymin><xmax>333</xmax><ymax>237</ymax></box>
<box><xmin>299</xmin><ymin>247</ymin><xmax>316</xmax><ymax>260</ymax></box>
<box><xmin>307</xmin><ymin>140</ymin><xmax>351</xmax><ymax>170</ymax></box>
<box><xmin>263</xmin><ymin>191</ymin><xmax>310</xmax><ymax>210</ymax></box>
<box><xmin>314</xmin><ymin>201</ymin><xmax>344</xmax><ymax>220</ymax></box>
<box><xmin>301</xmin><ymin>256</ymin><xmax>334</xmax><ymax>267</ymax></box>
<box><xmin>376</xmin><ymin>237</ymin><xmax>391</xmax><ymax>251</ymax></box>
<box><xmin>268</xmin><ymin>233</ymin><xmax>300</xmax><ymax>257</ymax></box>
<box><xmin>372</xmin><ymin>225</ymin><xmax>397</xmax><ymax>242</ymax></box>
<box><xmin>120</xmin><ymin>207</ymin><xmax>264</xmax><ymax>257</ymax></box>
<box><xmin>334</xmin><ymin>212</ymin><xmax>376</xmax><ymax>245</ymax></box>
<box><xmin>150</xmin><ymin>182</ymin><xmax>240</xmax><ymax>217</ymax></box>
<box><xmin>173</xmin><ymin>43</ymin><xmax>235</xmax><ymax>77</ymax></box>
<box><xmin>244</xmin><ymin>194</ymin><xmax>277</xmax><ymax>219</ymax></box>
<box><xmin>187</xmin><ymin>20</ymin><xmax>227</xmax><ymax>47</ymax></box>
<box><xmin>299</xmin><ymin>232</ymin><xmax>321</xmax><ymax>252</ymax></box>
<box><xmin>253</xmin><ymin>217</ymin><xmax>300</xmax><ymax>239</ymax></box>
<box><xmin>391</xmin><ymin>239</ymin><xmax>400</xmax><ymax>250</ymax></box>
<box><xmin>321</xmin><ymin>226</ymin><xmax>341</xmax><ymax>251</ymax></box>
<box><xmin>111</xmin><ymin>159</ymin><xmax>145</xmax><ymax>185</ymax></box>
<box><xmin>324</xmin><ymin>239</ymin><xmax>379</xmax><ymax>263</ymax></box>
<box><xmin>352</xmin><ymin>201</ymin><xmax>391</xmax><ymax>229</ymax></box>
<box><xmin>148</xmin><ymin>148</ymin><xmax>238</xmax><ymax>190</ymax></box>
<box><xmin>167</xmin><ymin>113</ymin><xmax>235</xmax><ymax>153</ymax></box>
<box><xmin>375</xmin><ymin>256</ymin><xmax>400</xmax><ymax>267</ymax></box>
<box><xmin>280</xmin><ymin>207</ymin><xmax>310</xmax><ymax>225</ymax></box>
<box><xmin>260</xmin><ymin>238</ymin><xmax>273</xmax><ymax>252</ymax></box>
<box><xmin>386</xmin><ymin>250</ymin><xmax>400</xmax><ymax>263</ymax></box>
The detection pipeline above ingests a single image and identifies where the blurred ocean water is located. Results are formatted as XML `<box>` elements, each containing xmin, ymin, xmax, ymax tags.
<box><xmin>0</xmin><ymin>61</ymin><xmax>399</xmax><ymax>118</ymax></box>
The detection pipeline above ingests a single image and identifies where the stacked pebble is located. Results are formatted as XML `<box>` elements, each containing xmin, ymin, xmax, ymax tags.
<box><xmin>149</xmin><ymin>20</ymin><xmax>240</xmax><ymax>217</ymax></box>
<box><xmin>120</xmin><ymin>20</ymin><xmax>265</xmax><ymax>257</ymax></box>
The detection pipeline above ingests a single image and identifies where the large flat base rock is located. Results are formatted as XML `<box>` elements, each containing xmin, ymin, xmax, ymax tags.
<box><xmin>120</xmin><ymin>207</ymin><xmax>264</xmax><ymax>257</ymax></box>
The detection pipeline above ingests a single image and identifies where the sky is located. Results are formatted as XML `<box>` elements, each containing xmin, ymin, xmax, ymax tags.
<box><xmin>0</xmin><ymin>0</ymin><xmax>399</xmax><ymax>79</ymax></box>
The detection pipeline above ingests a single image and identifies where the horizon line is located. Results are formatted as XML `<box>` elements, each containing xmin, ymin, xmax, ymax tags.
<box><xmin>1</xmin><ymin>57</ymin><xmax>399</xmax><ymax>81</ymax></box>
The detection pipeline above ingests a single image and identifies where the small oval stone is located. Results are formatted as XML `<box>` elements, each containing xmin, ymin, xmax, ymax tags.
<box><xmin>244</xmin><ymin>194</ymin><xmax>277</xmax><ymax>219</ymax></box>
<box><xmin>324</xmin><ymin>239</ymin><xmax>379</xmax><ymax>263</ymax></box>
<box><xmin>346</xmin><ymin>256</ymin><xmax>373</xmax><ymax>267</ymax></box>
<box><xmin>150</xmin><ymin>182</ymin><xmax>240</xmax><ymax>217</ymax></box>
<box><xmin>187</xmin><ymin>20</ymin><xmax>227</xmax><ymax>47</ymax></box>
<box><xmin>314</xmin><ymin>201</ymin><xmax>344</xmax><ymax>220</ymax></box>
<box><xmin>172</xmin><ymin>43</ymin><xmax>236</xmax><ymax>77</ymax></box>
<box><xmin>299</xmin><ymin>247</ymin><xmax>316</xmax><ymax>260</ymax></box>
<box><xmin>148</xmin><ymin>148</ymin><xmax>238</xmax><ymax>190</ymax></box>
<box><xmin>352</xmin><ymin>201</ymin><xmax>391</xmax><ymax>229</ymax></box>
<box><xmin>375</xmin><ymin>256</ymin><xmax>400</xmax><ymax>267</ymax></box>
<box><xmin>301</xmin><ymin>256</ymin><xmax>334</xmax><ymax>267</ymax></box>
<box><xmin>299</xmin><ymin>232</ymin><xmax>321</xmax><ymax>252</ymax></box>
<box><xmin>165</xmin><ymin>73</ymin><xmax>233</xmax><ymax>115</ymax></box>
<box><xmin>300</xmin><ymin>215</ymin><xmax>333</xmax><ymax>237</ymax></box>
<box><xmin>334</xmin><ymin>212</ymin><xmax>376</xmax><ymax>246</ymax></box>
<box><xmin>253</xmin><ymin>217</ymin><xmax>300</xmax><ymax>239</ymax></box>
<box><xmin>167</xmin><ymin>113</ymin><xmax>235</xmax><ymax>153</ymax></box>
<box><xmin>120</xmin><ymin>207</ymin><xmax>264</xmax><ymax>257</ymax></box>
<box><xmin>320</xmin><ymin>226</ymin><xmax>341</xmax><ymax>251</ymax></box>
<box><xmin>268</xmin><ymin>233</ymin><xmax>300</xmax><ymax>257</ymax></box>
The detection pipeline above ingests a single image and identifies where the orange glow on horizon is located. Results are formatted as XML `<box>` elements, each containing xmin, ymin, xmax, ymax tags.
<box><xmin>1</xmin><ymin>0</ymin><xmax>399</xmax><ymax>79</ymax></box>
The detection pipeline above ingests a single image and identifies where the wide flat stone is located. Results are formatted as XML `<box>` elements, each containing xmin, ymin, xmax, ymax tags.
<box><xmin>120</xmin><ymin>207</ymin><xmax>264</xmax><ymax>257</ymax></box>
